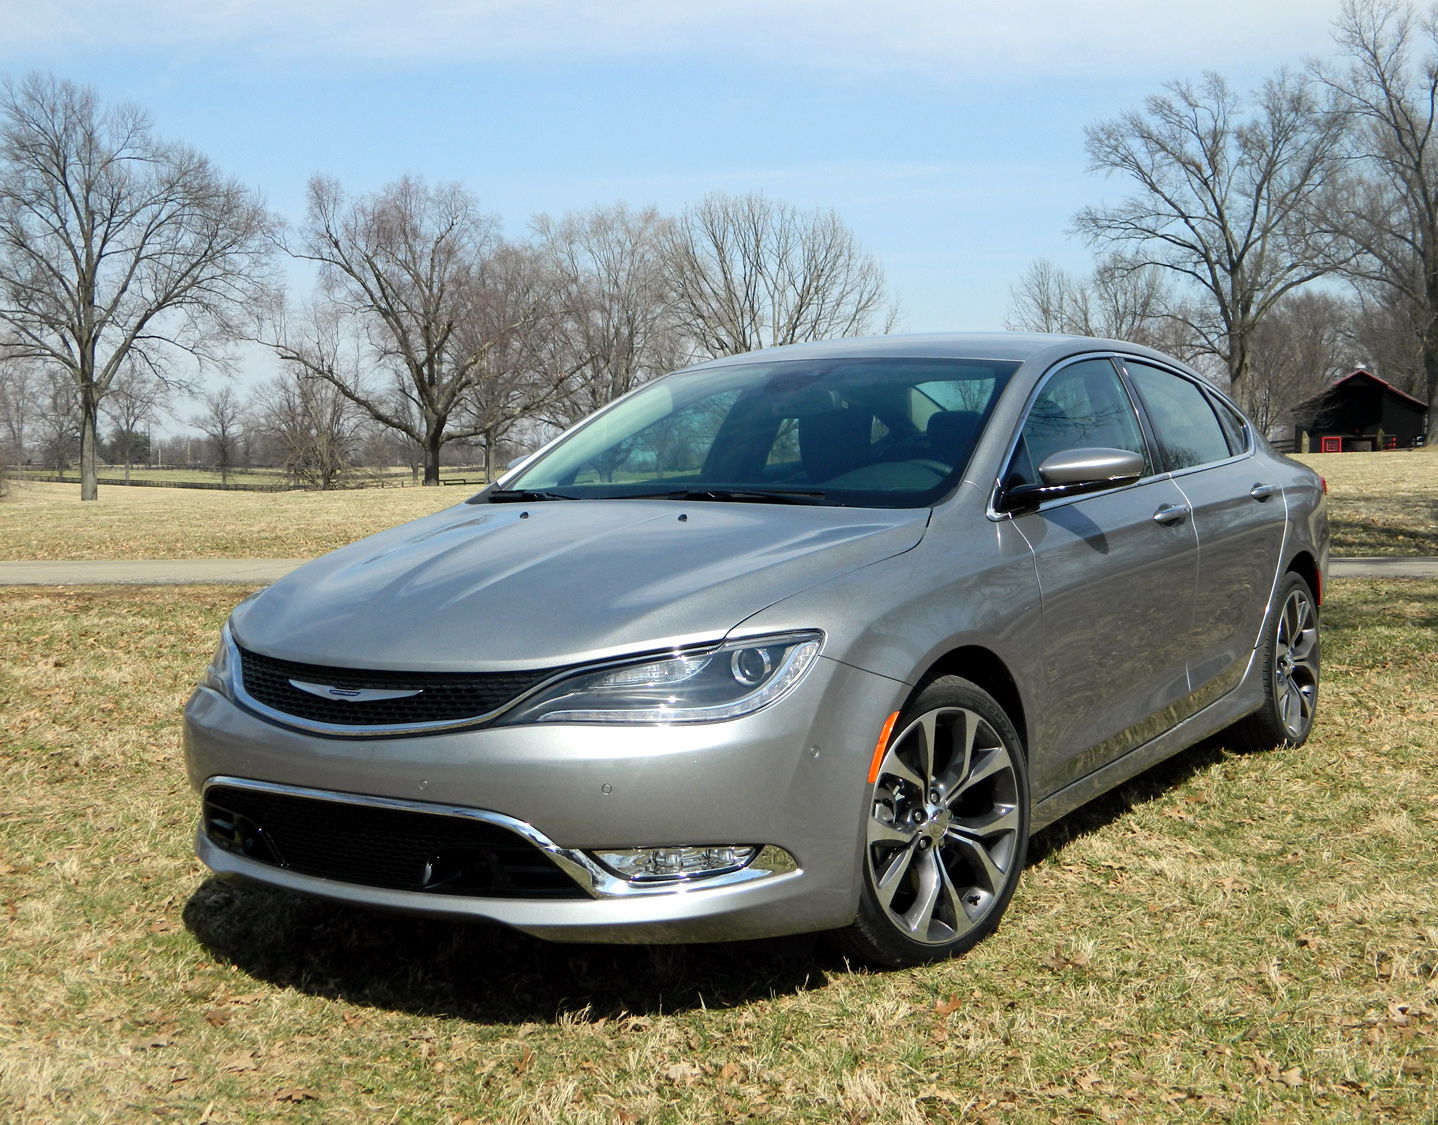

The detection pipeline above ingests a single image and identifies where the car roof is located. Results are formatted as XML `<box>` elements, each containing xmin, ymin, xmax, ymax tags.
<box><xmin>683</xmin><ymin>332</ymin><xmax>1181</xmax><ymax>370</ymax></box>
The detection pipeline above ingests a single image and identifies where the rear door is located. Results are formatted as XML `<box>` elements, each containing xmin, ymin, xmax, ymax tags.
<box><xmin>1119</xmin><ymin>360</ymin><xmax>1286</xmax><ymax>709</ymax></box>
<box><xmin>1002</xmin><ymin>357</ymin><xmax>1199</xmax><ymax>797</ymax></box>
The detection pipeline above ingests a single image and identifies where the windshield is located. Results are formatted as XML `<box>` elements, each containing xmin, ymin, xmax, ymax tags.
<box><xmin>489</xmin><ymin>356</ymin><xmax>1019</xmax><ymax>508</ymax></box>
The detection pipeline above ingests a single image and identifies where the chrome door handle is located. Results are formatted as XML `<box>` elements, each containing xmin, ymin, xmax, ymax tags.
<box><xmin>1249</xmin><ymin>483</ymin><xmax>1280</xmax><ymax>501</ymax></box>
<box><xmin>1152</xmin><ymin>503</ymin><xmax>1191</xmax><ymax>526</ymax></box>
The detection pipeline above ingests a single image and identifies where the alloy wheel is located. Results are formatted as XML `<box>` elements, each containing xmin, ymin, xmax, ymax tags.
<box><xmin>1274</xmin><ymin>585</ymin><xmax>1319</xmax><ymax>740</ymax></box>
<box><xmin>866</xmin><ymin>705</ymin><xmax>1022</xmax><ymax>946</ymax></box>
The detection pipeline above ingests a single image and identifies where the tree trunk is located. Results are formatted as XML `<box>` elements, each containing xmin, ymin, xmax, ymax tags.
<box><xmin>1424</xmin><ymin>278</ymin><xmax>1438</xmax><ymax>443</ymax></box>
<box><xmin>1424</xmin><ymin>338</ymin><xmax>1438</xmax><ymax>442</ymax></box>
<box><xmin>423</xmin><ymin>432</ymin><xmax>442</xmax><ymax>485</ymax></box>
<box><xmin>79</xmin><ymin>386</ymin><xmax>100</xmax><ymax>501</ymax></box>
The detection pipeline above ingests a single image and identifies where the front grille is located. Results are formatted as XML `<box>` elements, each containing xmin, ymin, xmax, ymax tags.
<box><xmin>203</xmin><ymin>785</ymin><xmax>587</xmax><ymax>899</ymax></box>
<box><xmin>237</xmin><ymin>646</ymin><xmax>569</xmax><ymax>728</ymax></box>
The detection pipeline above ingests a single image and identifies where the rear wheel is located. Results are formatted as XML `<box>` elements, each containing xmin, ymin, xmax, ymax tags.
<box><xmin>1228</xmin><ymin>572</ymin><xmax>1320</xmax><ymax>752</ymax></box>
<box><xmin>836</xmin><ymin>676</ymin><xmax>1029</xmax><ymax>968</ymax></box>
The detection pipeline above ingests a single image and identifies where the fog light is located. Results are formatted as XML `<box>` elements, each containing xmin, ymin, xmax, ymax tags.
<box><xmin>595</xmin><ymin>844</ymin><xmax>759</xmax><ymax>882</ymax></box>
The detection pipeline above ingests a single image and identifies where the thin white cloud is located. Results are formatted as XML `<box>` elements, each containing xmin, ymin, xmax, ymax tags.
<box><xmin>4</xmin><ymin>0</ymin><xmax>1348</xmax><ymax>75</ymax></box>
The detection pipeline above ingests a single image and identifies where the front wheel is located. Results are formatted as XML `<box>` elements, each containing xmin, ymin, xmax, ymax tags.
<box><xmin>835</xmin><ymin>676</ymin><xmax>1029</xmax><ymax>968</ymax></box>
<box><xmin>1228</xmin><ymin>572</ymin><xmax>1320</xmax><ymax>752</ymax></box>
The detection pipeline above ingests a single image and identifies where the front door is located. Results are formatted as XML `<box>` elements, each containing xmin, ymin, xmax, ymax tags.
<box><xmin>1002</xmin><ymin>358</ymin><xmax>1198</xmax><ymax>796</ymax></box>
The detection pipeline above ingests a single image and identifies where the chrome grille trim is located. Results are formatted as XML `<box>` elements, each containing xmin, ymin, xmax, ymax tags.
<box><xmin>200</xmin><ymin>777</ymin><xmax>799</xmax><ymax>900</ymax></box>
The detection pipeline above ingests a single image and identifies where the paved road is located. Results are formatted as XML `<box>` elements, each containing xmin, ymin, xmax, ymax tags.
<box><xmin>1</xmin><ymin>556</ymin><xmax>1435</xmax><ymax>586</ymax></box>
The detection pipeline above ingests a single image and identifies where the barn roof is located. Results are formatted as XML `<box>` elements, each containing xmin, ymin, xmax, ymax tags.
<box><xmin>1324</xmin><ymin>369</ymin><xmax>1428</xmax><ymax>411</ymax></box>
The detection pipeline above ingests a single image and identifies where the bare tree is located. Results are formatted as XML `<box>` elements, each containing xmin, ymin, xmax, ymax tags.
<box><xmin>273</xmin><ymin>175</ymin><xmax>522</xmax><ymax>485</ymax></box>
<box><xmin>1243</xmin><ymin>291</ymin><xmax>1359</xmax><ymax>436</ymax></box>
<box><xmin>659</xmin><ymin>192</ymin><xmax>895</xmax><ymax>359</ymax></box>
<box><xmin>33</xmin><ymin>366</ymin><xmax>78</xmax><ymax>473</ymax></box>
<box><xmin>456</xmin><ymin>239</ymin><xmax>610</xmax><ymax>479</ymax></box>
<box><xmin>534</xmin><ymin>204</ymin><xmax>681</xmax><ymax>428</ymax></box>
<box><xmin>253</xmin><ymin>372</ymin><xmax>359</xmax><ymax>490</ymax></box>
<box><xmin>193</xmin><ymin>386</ymin><xmax>247</xmax><ymax>485</ymax></box>
<box><xmin>1006</xmin><ymin>255</ymin><xmax>1179</xmax><ymax>346</ymax></box>
<box><xmin>1343</xmin><ymin>284</ymin><xmax>1426</xmax><ymax>386</ymax></box>
<box><xmin>0</xmin><ymin>351</ymin><xmax>38</xmax><ymax>469</ymax></box>
<box><xmin>1318</xmin><ymin>0</ymin><xmax>1438</xmax><ymax>426</ymax></box>
<box><xmin>101</xmin><ymin>368</ymin><xmax>166</xmax><ymax>481</ymax></box>
<box><xmin>0</xmin><ymin>73</ymin><xmax>273</xmax><ymax>500</ymax></box>
<box><xmin>1075</xmin><ymin>70</ymin><xmax>1349</xmax><ymax>394</ymax></box>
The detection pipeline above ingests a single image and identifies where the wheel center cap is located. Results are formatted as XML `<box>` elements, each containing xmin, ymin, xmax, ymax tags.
<box><xmin>923</xmin><ymin>806</ymin><xmax>951</xmax><ymax>841</ymax></box>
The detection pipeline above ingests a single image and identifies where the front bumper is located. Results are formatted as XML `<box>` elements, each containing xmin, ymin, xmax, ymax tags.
<box><xmin>183</xmin><ymin>655</ymin><xmax>906</xmax><ymax>943</ymax></box>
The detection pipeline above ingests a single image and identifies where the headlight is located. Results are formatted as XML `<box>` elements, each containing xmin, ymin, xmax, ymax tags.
<box><xmin>200</xmin><ymin>623</ymin><xmax>237</xmax><ymax>700</ymax></box>
<box><xmin>499</xmin><ymin>631</ymin><xmax>823</xmax><ymax>725</ymax></box>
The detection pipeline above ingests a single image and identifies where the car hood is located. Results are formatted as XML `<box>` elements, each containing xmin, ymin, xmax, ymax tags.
<box><xmin>231</xmin><ymin>499</ymin><xmax>929</xmax><ymax>671</ymax></box>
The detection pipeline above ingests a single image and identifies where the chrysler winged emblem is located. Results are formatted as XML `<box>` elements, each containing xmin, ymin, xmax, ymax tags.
<box><xmin>289</xmin><ymin>679</ymin><xmax>424</xmax><ymax>703</ymax></box>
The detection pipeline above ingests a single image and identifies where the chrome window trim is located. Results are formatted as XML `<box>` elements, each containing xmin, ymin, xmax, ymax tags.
<box><xmin>202</xmin><ymin>776</ymin><xmax>800</xmax><ymax>899</ymax></box>
<box><xmin>1112</xmin><ymin>357</ymin><xmax>1252</xmax><ymax>473</ymax></box>
<box><xmin>985</xmin><ymin>351</ymin><xmax>1160</xmax><ymax>522</ymax></box>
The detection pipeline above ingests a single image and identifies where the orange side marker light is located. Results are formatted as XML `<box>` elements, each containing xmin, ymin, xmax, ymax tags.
<box><xmin>867</xmin><ymin>711</ymin><xmax>902</xmax><ymax>784</ymax></box>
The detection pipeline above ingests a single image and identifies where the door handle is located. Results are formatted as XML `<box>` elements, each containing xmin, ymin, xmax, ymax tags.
<box><xmin>1152</xmin><ymin>503</ymin><xmax>1191</xmax><ymax>526</ymax></box>
<box><xmin>1249</xmin><ymin>482</ymin><xmax>1280</xmax><ymax>501</ymax></box>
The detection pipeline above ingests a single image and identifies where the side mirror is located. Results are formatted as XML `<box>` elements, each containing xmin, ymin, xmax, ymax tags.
<box><xmin>1001</xmin><ymin>447</ymin><xmax>1145</xmax><ymax>512</ymax></box>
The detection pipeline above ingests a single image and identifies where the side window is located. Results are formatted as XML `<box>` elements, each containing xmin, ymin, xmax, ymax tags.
<box><xmin>1210</xmin><ymin>394</ymin><xmax>1252</xmax><ymax>455</ymax></box>
<box><xmin>1006</xmin><ymin>359</ymin><xmax>1148</xmax><ymax>487</ymax></box>
<box><xmin>1122</xmin><ymin>361</ymin><xmax>1232</xmax><ymax>470</ymax></box>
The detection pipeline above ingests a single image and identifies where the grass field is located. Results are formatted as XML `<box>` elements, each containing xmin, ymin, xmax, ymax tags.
<box><xmin>3</xmin><ymin>449</ymin><xmax>1436</xmax><ymax>563</ymax></box>
<box><xmin>8</xmin><ymin>467</ymin><xmax>489</xmax><ymax>488</ymax></box>
<box><xmin>1295</xmin><ymin>448</ymin><xmax>1438</xmax><ymax>556</ymax></box>
<box><xmin>0</xmin><ymin>481</ymin><xmax>459</xmax><ymax>561</ymax></box>
<box><xmin>1</xmin><ymin>578</ymin><xmax>1435</xmax><ymax>1123</ymax></box>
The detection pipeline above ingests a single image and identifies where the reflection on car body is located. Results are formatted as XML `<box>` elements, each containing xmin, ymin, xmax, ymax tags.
<box><xmin>184</xmin><ymin>333</ymin><xmax>1327</xmax><ymax>967</ymax></box>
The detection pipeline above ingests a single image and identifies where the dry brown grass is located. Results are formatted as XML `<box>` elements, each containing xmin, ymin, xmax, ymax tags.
<box><xmin>4</xmin><ymin>451</ymin><xmax>1437</xmax><ymax>564</ymax></box>
<box><xmin>2</xmin><ymin>579</ymin><xmax>1435</xmax><ymax>1122</ymax></box>
<box><xmin>1294</xmin><ymin>448</ymin><xmax>1438</xmax><ymax>556</ymax></box>
<box><xmin>0</xmin><ymin>480</ymin><xmax>458</xmax><ymax>561</ymax></box>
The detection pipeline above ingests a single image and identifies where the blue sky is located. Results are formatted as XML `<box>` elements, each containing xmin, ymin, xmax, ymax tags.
<box><xmin>4</xmin><ymin>0</ymin><xmax>1349</xmax><ymax>343</ymax></box>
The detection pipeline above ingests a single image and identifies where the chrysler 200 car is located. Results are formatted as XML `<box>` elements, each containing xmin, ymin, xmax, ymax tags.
<box><xmin>184</xmin><ymin>333</ymin><xmax>1326</xmax><ymax>967</ymax></box>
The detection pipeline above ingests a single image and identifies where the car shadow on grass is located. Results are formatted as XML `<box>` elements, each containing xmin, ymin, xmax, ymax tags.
<box><xmin>182</xmin><ymin>878</ymin><xmax>838</xmax><ymax>1023</ymax></box>
<box><xmin>1026</xmin><ymin>733</ymin><xmax>1235</xmax><ymax>864</ymax></box>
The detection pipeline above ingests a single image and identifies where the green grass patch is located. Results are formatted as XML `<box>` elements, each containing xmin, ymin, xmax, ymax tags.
<box><xmin>2</xmin><ymin>579</ymin><xmax>1435</xmax><ymax>1122</ymax></box>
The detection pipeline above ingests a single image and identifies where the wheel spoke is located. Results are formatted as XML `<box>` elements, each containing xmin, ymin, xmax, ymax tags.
<box><xmin>913</xmin><ymin>710</ymin><xmax>940</xmax><ymax>787</ymax></box>
<box><xmin>899</xmin><ymin>848</ymin><xmax>943</xmax><ymax>936</ymax></box>
<box><xmin>1289</xmin><ymin>625</ymin><xmax>1318</xmax><ymax>666</ymax></box>
<box><xmin>944</xmin><ymin>831</ymin><xmax>1004</xmax><ymax>896</ymax></box>
<box><xmin>867</xmin><ymin>814</ymin><xmax>913</xmax><ymax>848</ymax></box>
<box><xmin>935</xmin><ymin>859</ymin><xmax>973</xmax><ymax>934</ymax></box>
<box><xmin>951</xmin><ymin>800</ymin><xmax>1020</xmax><ymax>842</ymax></box>
<box><xmin>873</xmin><ymin>838</ymin><xmax>920</xmax><ymax>912</ymax></box>
<box><xmin>877</xmin><ymin>745</ymin><xmax>925</xmax><ymax>792</ymax></box>
<box><xmin>947</xmin><ymin>743</ymin><xmax>1007</xmax><ymax>802</ymax></box>
<box><xmin>1280</xmin><ymin>685</ymin><xmax>1301</xmax><ymax>733</ymax></box>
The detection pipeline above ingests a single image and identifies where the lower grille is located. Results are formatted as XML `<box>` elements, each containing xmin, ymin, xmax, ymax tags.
<box><xmin>203</xmin><ymin>785</ymin><xmax>586</xmax><ymax>899</ymax></box>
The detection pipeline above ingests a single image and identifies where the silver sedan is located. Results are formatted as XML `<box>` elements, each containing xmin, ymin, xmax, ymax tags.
<box><xmin>184</xmin><ymin>333</ymin><xmax>1326</xmax><ymax>967</ymax></box>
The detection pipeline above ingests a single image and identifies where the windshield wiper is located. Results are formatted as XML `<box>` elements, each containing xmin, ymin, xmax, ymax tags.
<box><xmin>638</xmin><ymin>487</ymin><xmax>827</xmax><ymax>505</ymax></box>
<box><xmin>485</xmin><ymin>488</ymin><xmax>578</xmax><ymax>503</ymax></box>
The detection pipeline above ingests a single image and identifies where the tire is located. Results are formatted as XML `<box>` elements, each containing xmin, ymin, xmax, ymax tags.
<box><xmin>834</xmin><ymin>676</ymin><xmax>1029</xmax><ymax>968</ymax></box>
<box><xmin>1228</xmin><ymin>572</ymin><xmax>1320</xmax><ymax>752</ymax></box>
